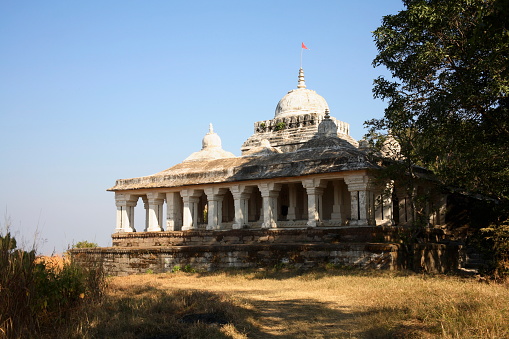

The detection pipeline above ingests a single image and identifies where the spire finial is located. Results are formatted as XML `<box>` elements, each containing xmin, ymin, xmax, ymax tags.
<box><xmin>297</xmin><ymin>68</ymin><xmax>306</xmax><ymax>89</ymax></box>
<box><xmin>209</xmin><ymin>123</ymin><xmax>214</xmax><ymax>134</ymax></box>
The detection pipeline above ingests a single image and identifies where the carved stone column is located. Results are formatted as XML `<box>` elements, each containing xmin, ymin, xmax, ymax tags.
<box><xmin>258</xmin><ymin>183</ymin><xmax>282</xmax><ymax>229</ymax></box>
<box><xmin>344</xmin><ymin>175</ymin><xmax>371</xmax><ymax>226</ymax></box>
<box><xmin>330</xmin><ymin>181</ymin><xmax>343</xmax><ymax>223</ymax></box>
<box><xmin>231</xmin><ymin>185</ymin><xmax>253</xmax><ymax>229</ymax></box>
<box><xmin>166</xmin><ymin>192</ymin><xmax>182</xmax><ymax>231</ymax></box>
<box><xmin>302</xmin><ymin>179</ymin><xmax>326</xmax><ymax>227</ymax></box>
<box><xmin>142</xmin><ymin>197</ymin><xmax>149</xmax><ymax>231</ymax></box>
<box><xmin>115</xmin><ymin>193</ymin><xmax>138</xmax><ymax>232</ymax></box>
<box><xmin>180</xmin><ymin>189</ymin><xmax>202</xmax><ymax>231</ymax></box>
<box><xmin>146</xmin><ymin>192</ymin><xmax>165</xmax><ymax>232</ymax></box>
<box><xmin>287</xmin><ymin>183</ymin><xmax>298</xmax><ymax>221</ymax></box>
<box><xmin>204</xmin><ymin>187</ymin><xmax>227</xmax><ymax>230</ymax></box>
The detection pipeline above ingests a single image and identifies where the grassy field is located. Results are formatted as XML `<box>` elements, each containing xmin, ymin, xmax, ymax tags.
<box><xmin>75</xmin><ymin>269</ymin><xmax>509</xmax><ymax>339</ymax></box>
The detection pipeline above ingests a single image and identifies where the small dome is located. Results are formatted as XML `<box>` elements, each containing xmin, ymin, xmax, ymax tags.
<box><xmin>317</xmin><ymin>109</ymin><xmax>337</xmax><ymax>137</ymax></box>
<box><xmin>183</xmin><ymin>124</ymin><xmax>235</xmax><ymax>162</ymax></box>
<box><xmin>202</xmin><ymin>123</ymin><xmax>222</xmax><ymax>149</ymax></box>
<box><xmin>274</xmin><ymin>68</ymin><xmax>329</xmax><ymax>118</ymax></box>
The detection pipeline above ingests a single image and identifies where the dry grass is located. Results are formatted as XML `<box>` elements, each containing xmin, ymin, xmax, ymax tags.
<box><xmin>78</xmin><ymin>269</ymin><xmax>509</xmax><ymax>339</ymax></box>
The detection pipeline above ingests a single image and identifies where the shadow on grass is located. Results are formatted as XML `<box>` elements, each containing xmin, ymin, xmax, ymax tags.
<box><xmin>84</xmin><ymin>282</ymin><xmax>441</xmax><ymax>339</ymax></box>
<box><xmin>194</xmin><ymin>266</ymin><xmax>418</xmax><ymax>281</ymax></box>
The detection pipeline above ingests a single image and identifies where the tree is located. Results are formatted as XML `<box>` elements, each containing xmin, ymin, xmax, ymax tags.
<box><xmin>367</xmin><ymin>0</ymin><xmax>509</xmax><ymax>211</ymax></box>
<box><xmin>367</xmin><ymin>0</ymin><xmax>509</xmax><ymax>277</ymax></box>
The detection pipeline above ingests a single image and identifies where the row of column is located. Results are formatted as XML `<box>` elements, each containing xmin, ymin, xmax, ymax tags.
<box><xmin>115</xmin><ymin>175</ymin><xmax>376</xmax><ymax>233</ymax></box>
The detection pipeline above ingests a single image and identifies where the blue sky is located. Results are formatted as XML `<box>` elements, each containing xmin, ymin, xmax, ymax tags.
<box><xmin>0</xmin><ymin>1</ymin><xmax>404</xmax><ymax>254</ymax></box>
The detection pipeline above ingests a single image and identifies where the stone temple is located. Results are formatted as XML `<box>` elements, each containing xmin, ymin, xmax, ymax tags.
<box><xmin>75</xmin><ymin>68</ymin><xmax>458</xmax><ymax>275</ymax></box>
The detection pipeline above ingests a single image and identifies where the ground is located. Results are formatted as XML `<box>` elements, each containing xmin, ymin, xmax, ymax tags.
<box><xmin>83</xmin><ymin>269</ymin><xmax>509</xmax><ymax>339</ymax></box>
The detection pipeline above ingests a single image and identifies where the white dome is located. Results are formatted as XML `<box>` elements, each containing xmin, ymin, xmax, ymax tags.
<box><xmin>183</xmin><ymin>124</ymin><xmax>235</xmax><ymax>162</ymax></box>
<box><xmin>274</xmin><ymin>68</ymin><xmax>329</xmax><ymax>118</ymax></box>
<box><xmin>202</xmin><ymin>127</ymin><xmax>222</xmax><ymax>149</ymax></box>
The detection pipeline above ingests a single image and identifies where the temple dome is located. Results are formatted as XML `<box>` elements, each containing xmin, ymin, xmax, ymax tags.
<box><xmin>274</xmin><ymin>68</ymin><xmax>329</xmax><ymax>118</ymax></box>
<box><xmin>202</xmin><ymin>124</ymin><xmax>222</xmax><ymax>149</ymax></box>
<box><xmin>184</xmin><ymin>124</ymin><xmax>235</xmax><ymax>162</ymax></box>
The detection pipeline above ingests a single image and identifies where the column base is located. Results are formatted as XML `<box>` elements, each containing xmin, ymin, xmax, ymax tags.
<box><xmin>349</xmin><ymin>219</ymin><xmax>369</xmax><ymax>226</ymax></box>
<box><xmin>115</xmin><ymin>227</ymin><xmax>134</xmax><ymax>233</ymax></box>
<box><xmin>262</xmin><ymin>221</ymin><xmax>277</xmax><ymax>229</ymax></box>
<box><xmin>306</xmin><ymin>220</ymin><xmax>323</xmax><ymax>227</ymax></box>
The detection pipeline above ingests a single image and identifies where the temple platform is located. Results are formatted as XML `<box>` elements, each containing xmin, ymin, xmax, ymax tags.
<box><xmin>71</xmin><ymin>227</ymin><xmax>462</xmax><ymax>276</ymax></box>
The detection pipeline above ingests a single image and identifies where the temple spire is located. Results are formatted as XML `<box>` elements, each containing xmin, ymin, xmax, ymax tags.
<box><xmin>297</xmin><ymin>68</ymin><xmax>306</xmax><ymax>89</ymax></box>
<box><xmin>209</xmin><ymin>123</ymin><xmax>214</xmax><ymax>134</ymax></box>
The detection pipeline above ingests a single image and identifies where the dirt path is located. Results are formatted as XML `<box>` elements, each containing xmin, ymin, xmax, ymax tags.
<box><xmin>110</xmin><ymin>272</ymin><xmax>379</xmax><ymax>338</ymax></box>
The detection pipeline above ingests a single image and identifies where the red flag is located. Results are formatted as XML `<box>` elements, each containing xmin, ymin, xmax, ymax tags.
<box><xmin>301</xmin><ymin>42</ymin><xmax>309</xmax><ymax>50</ymax></box>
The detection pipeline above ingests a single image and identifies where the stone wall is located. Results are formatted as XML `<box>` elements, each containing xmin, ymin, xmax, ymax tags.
<box><xmin>71</xmin><ymin>228</ymin><xmax>462</xmax><ymax>276</ymax></box>
<box><xmin>72</xmin><ymin>243</ymin><xmax>401</xmax><ymax>276</ymax></box>
<box><xmin>110</xmin><ymin>227</ymin><xmax>441</xmax><ymax>248</ymax></box>
<box><xmin>241</xmin><ymin>113</ymin><xmax>358</xmax><ymax>153</ymax></box>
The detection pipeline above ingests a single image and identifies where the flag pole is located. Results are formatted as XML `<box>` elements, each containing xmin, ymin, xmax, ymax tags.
<box><xmin>300</xmin><ymin>47</ymin><xmax>303</xmax><ymax>69</ymax></box>
<box><xmin>300</xmin><ymin>42</ymin><xmax>308</xmax><ymax>69</ymax></box>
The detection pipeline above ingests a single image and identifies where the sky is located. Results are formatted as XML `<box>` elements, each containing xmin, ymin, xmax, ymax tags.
<box><xmin>0</xmin><ymin>0</ymin><xmax>404</xmax><ymax>255</ymax></box>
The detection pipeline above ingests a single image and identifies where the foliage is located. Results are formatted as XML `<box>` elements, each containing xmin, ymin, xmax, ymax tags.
<box><xmin>367</xmin><ymin>0</ymin><xmax>509</xmax><ymax>205</ymax></box>
<box><xmin>274</xmin><ymin>122</ymin><xmax>286</xmax><ymax>131</ymax></box>
<box><xmin>73</xmin><ymin>240</ymin><xmax>98</xmax><ymax>249</ymax></box>
<box><xmin>367</xmin><ymin>0</ymin><xmax>509</xmax><ymax>276</ymax></box>
<box><xmin>171</xmin><ymin>264</ymin><xmax>196</xmax><ymax>273</ymax></box>
<box><xmin>0</xmin><ymin>231</ymin><xmax>105</xmax><ymax>338</ymax></box>
<box><xmin>480</xmin><ymin>219</ymin><xmax>509</xmax><ymax>280</ymax></box>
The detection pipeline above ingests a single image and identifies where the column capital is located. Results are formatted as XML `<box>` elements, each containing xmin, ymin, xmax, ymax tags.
<box><xmin>258</xmin><ymin>182</ymin><xmax>282</xmax><ymax>196</ymax></box>
<box><xmin>230</xmin><ymin>184</ymin><xmax>253</xmax><ymax>199</ymax></box>
<box><xmin>180</xmin><ymin>189</ymin><xmax>203</xmax><ymax>199</ymax></box>
<box><xmin>302</xmin><ymin>178</ymin><xmax>327</xmax><ymax>189</ymax></box>
<box><xmin>115</xmin><ymin>192</ymin><xmax>137</xmax><ymax>202</ymax></box>
<box><xmin>204</xmin><ymin>187</ymin><xmax>228</xmax><ymax>198</ymax></box>
<box><xmin>344</xmin><ymin>175</ymin><xmax>370</xmax><ymax>191</ymax></box>
<box><xmin>146</xmin><ymin>192</ymin><xmax>165</xmax><ymax>204</ymax></box>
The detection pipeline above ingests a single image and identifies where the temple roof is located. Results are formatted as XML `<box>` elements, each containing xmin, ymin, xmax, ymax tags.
<box><xmin>109</xmin><ymin>68</ymin><xmax>371</xmax><ymax>192</ymax></box>
<box><xmin>108</xmin><ymin>137</ymin><xmax>376</xmax><ymax>191</ymax></box>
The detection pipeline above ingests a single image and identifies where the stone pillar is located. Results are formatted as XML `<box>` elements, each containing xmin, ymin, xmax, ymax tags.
<box><xmin>146</xmin><ymin>192</ymin><xmax>165</xmax><ymax>232</ymax></box>
<box><xmin>231</xmin><ymin>185</ymin><xmax>253</xmax><ymax>229</ymax></box>
<box><xmin>302</xmin><ymin>179</ymin><xmax>326</xmax><ymax>227</ymax></box>
<box><xmin>381</xmin><ymin>183</ymin><xmax>394</xmax><ymax>225</ymax></box>
<box><xmin>437</xmin><ymin>195</ymin><xmax>447</xmax><ymax>225</ymax></box>
<box><xmin>180</xmin><ymin>189</ymin><xmax>201</xmax><ymax>231</ymax></box>
<box><xmin>375</xmin><ymin>191</ymin><xmax>393</xmax><ymax>226</ymax></box>
<box><xmin>248</xmin><ymin>192</ymin><xmax>257</xmax><ymax>222</ymax></box>
<box><xmin>330</xmin><ymin>181</ymin><xmax>343</xmax><ymax>223</ymax></box>
<box><xmin>258</xmin><ymin>183</ymin><xmax>282</xmax><ymax>229</ymax></box>
<box><xmin>114</xmin><ymin>193</ymin><xmax>138</xmax><ymax>232</ymax></box>
<box><xmin>287</xmin><ymin>183</ymin><xmax>298</xmax><ymax>221</ymax></box>
<box><xmin>204</xmin><ymin>187</ymin><xmax>227</xmax><ymax>230</ymax></box>
<box><xmin>398</xmin><ymin>195</ymin><xmax>407</xmax><ymax>224</ymax></box>
<box><xmin>345</xmin><ymin>175</ymin><xmax>372</xmax><ymax>226</ymax></box>
<box><xmin>142</xmin><ymin>197</ymin><xmax>149</xmax><ymax>231</ymax></box>
<box><xmin>166</xmin><ymin>192</ymin><xmax>181</xmax><ymax>231</ymax></box>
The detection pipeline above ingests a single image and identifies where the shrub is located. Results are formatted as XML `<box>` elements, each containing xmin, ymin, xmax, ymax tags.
<box><xmin>73</xmin><ymin>240</ymin><xmax>98</xmax><ymax>248</ymax></box>
<box><xmin>480</xmin><ymin>219</ymin><xmax>509</xmax><ymax>281</ymax></box>
<box><xmin>0</xmin><ymin>232</ymin><xmax>105</xmax><ymax>338</ymax></box>
<box><xmin>274</xmin><ymin>122</ymin><xmax>286</xmax><ymax>131</ymax></box>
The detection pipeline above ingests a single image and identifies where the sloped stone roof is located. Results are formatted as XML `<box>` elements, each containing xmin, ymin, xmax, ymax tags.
<box><xmin>108</xmin><ymin>137</ymin><xmax>377</xmax><ymax>191</ymax></box>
